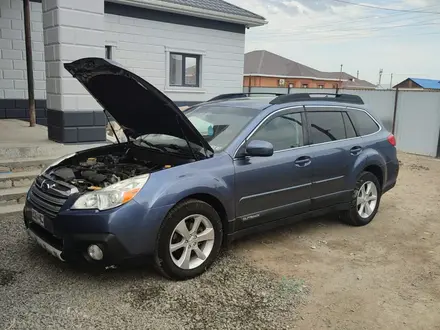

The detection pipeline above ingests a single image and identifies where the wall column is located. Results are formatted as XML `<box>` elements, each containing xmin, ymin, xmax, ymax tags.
<box><xmin>42</xmin><ymin>0</ymin><xmax>106</xmax><ymax>143</ymax></box>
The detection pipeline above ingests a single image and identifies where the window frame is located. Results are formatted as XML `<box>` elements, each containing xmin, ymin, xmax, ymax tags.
<box><xmin>234</xmin><ymin>106</ymin><xmax>308</xmax><ymax>158</ymax></box>
<box><xmin>169</xmin><ymin>52</ymin><xmax>201</xmax><ymax>88</ymax></box>
<box><xmin>303</xmin><ymin>106</ymin><xmax>382</xmax><ymax>146</ymax></box>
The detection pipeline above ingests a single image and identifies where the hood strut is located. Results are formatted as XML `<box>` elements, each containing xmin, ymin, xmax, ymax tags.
<box><xmin>104</xmin><ymin>110</ymin><xmax>120</xmax><ymax>144</ymax></box>
<box><xmin>176</xmin><ymin>115</ymin><xmax>199</xmax><ymax>160</ymax></box>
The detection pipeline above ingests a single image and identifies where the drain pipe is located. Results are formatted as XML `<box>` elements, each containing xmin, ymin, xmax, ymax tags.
<box><xmin>24</xmin><ymin>0</ymin><xmax>36</xmax><ymax>127</ymax></box>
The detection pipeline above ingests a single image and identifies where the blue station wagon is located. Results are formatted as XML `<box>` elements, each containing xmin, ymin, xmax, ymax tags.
<box><xmin>23</xmin><ymin>58</ymin><xmax>399</xmax><ymax>280</ymax></box>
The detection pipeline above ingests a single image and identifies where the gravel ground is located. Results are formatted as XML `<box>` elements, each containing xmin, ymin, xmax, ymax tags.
<box><xmin>0</xmin><ymin>213</ymin><xmax>307</xmax><ymax>330</ymax></box>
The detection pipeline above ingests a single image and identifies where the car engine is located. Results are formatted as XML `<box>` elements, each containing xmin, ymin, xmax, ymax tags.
<box><xmin>49</xmin><ymin>153</ymin><xmax>162</xmax><ymax>193</ymax></box>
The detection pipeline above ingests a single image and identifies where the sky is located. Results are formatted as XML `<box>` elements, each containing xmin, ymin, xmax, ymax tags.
<box><xmin>226</xmin><ymin>0</ymin><xmax>440</xmax><ymax>86</ymax></box>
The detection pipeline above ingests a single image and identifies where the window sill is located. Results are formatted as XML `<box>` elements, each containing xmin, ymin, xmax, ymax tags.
<box><xmin>164</xmin><ymin>87</ymin><xmax>206</xmax><ymax>94</ymax></box>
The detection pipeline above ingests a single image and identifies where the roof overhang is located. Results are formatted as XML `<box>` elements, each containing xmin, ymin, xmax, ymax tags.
<box><xmin>108</xmin><ymin>0</ymin><xmax>267</xmax><ymax>27</ymax></box>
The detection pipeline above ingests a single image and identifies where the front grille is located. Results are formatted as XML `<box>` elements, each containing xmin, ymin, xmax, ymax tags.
<box><xmin>28</xmin><ymin>176</ymin><xmax>71</xmax><ymax>218</ymax></box>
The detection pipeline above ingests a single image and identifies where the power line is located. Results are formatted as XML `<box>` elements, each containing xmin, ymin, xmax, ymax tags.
<box><xmin>328</xmin><ymin>0</ymin><xmax>440</xmax><ymax>14</ymax></box>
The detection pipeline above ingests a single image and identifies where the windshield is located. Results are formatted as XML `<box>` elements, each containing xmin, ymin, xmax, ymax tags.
<box><xmin>134</xmin><ymin>104</ymin><xmax>259</xmax><ymax>153</ymax></box>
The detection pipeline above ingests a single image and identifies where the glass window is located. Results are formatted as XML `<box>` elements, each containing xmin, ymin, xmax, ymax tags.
<box><xmin>308</xmin><ymin>111</ymin><xmax>346</xmax><ymax>144</ymax></box>
<box><xmin>251</xmin><ymin>113</ymin><xmax>303</xmax><ymax>151</ymax></box>
<box><xmin>137</xmin><ymin>105</ymin><xmax>259</xmax><ymax>153</ymax></box>
<box><xmin>105</xmin><ymin>46</ymin><xmax>112</xmax><ymax>60</ymax></box>
<box><xmin>348</xmin><ymin>110</ymin><xmax>379</xmax><ymax>136</ymax></box>
<box><xmin>170</xmin><ymin>53</ymin><xmax>200</xmax><ymax>87</ymax></box>
<box><xmin>342</xmin><ymin>112</ymin><xmax>357</xmax><ymax>138</ymax></box>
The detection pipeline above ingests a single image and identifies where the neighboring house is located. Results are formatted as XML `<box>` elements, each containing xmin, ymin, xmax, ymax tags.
<box><xmin>393</xmin><ymin>78</ymin><xmax>440</xmax><ymax>90</ymax></box>
<box><xmin>244</xmin><ymin>50</ymin><xmax>376</xmax><ymax>90</ymax></box>
<box><xmin>0</xmin><ymin>0</ymin><xmax>266</xmax><ymax>143</ymax></box>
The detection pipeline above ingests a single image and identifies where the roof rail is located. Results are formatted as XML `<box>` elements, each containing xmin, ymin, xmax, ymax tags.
<box><xmin>270</xmin><ymin>93</ymin><xmax>364</xmax><ymax>105</ymax></box>
<box><xmin>208</xmin><ymin>92</ymin><xmax>285</xmax><ymax>102</ymax></box>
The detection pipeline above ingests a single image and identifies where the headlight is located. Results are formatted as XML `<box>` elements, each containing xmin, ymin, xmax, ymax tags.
<box><xmin>41</xmin><ymin>153</ymin><xmax>76</xmax><ymax>174</ymax></box>
<box><xmin>71</xmin><ymin>174</ymin><xmax>150</xmax><ymax>211</ymax></box>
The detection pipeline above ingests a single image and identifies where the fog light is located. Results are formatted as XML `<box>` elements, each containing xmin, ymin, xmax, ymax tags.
<box><xmin>87</xmin><ymin>244</ymin><xmax>103</xmax><ymax>261</ymax></box>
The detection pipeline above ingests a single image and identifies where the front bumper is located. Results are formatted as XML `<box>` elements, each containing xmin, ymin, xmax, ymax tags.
<box><xmin>24</xmin><ymin>207</ymin><xmax>131</xmax><ymax>265</ymax></box>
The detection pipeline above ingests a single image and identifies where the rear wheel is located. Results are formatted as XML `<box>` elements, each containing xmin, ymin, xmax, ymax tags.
<box><xmin>340</xmin><ymin>171</ymin><xmax>381</xmax><ymax>226</ymax></box>
<box><xmin>154</xmin><ymin>199</ymin><xmax>223</xmax><ymax>280</ymax></box>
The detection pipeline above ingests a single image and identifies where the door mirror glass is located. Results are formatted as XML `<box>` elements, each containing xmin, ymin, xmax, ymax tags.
<box><xmin>245</xmin><ymin>140</ymin><xmax>274</xmax><ymax>157</ymax></box>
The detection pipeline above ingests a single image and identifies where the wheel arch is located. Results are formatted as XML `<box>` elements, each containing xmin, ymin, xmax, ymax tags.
<box><xmin>363</xmin><ymin>164</ymin><xmax>384</xmax><ymax>189</ymax></box>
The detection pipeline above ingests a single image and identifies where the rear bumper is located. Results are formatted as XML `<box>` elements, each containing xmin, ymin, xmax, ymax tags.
<box><xmin>383</xmin><ymin>159</ymin><xmax>399</xmax><ymax>194</ymax></box>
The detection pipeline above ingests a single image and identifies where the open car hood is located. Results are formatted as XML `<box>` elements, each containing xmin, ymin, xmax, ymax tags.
<box><xmin>64</xmin><ymin>57</ymin><xmax>213</xmax><ymax>155</ymax></box>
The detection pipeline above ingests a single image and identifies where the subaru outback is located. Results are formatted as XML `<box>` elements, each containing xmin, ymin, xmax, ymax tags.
<box><xmin>23</xmin><ymin>58</ymin><xmax>399</xmax><ymax>280</ymax></box>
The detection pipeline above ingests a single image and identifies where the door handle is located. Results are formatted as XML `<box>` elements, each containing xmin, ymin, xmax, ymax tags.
<box><xmin>350</xmin><ymin>146</ymin><xmax>362</xmax><ymax>155</ymax></box>
<box><xmin>294</xmin><ymin>156</ymin><xmax>311</xmax><ymax>167</ymax></box>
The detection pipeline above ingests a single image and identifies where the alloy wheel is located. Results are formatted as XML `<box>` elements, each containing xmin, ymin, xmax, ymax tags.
<box><xmin>357</xmin><ymin>181</ymin><xmax>378</xmax><ymax>218</ymax></box>
<box><xmin>169</xmin><ymin>214</ymin><xmax>215</xmax><ymax>270</ymax></box>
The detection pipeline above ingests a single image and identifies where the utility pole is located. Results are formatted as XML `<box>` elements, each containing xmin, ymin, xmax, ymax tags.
<box><xmin>356</xmin><ymin>70</ymin><xmax>359</xmax><ymax>79</ymax></box>
<box><xmin>23</xmin><ymin>0</ymin><xmax>36</xmax><ymax>127</ymax></box>
<box><xmin>338</xmin><ymin>64</ymin><xmax>343</xmax><ymax>90</ymax></box>
<box><xmin>390</xmin><ymin>73</ymin><xmax>394</xmax><ymax>89</ymax></box>
<box><xmin>378</xmin><ymin>69</ymin><xmax>383</xmax><ymax>88</ymax></box>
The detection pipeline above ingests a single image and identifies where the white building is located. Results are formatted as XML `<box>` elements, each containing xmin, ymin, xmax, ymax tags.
<box><xmin>0</xmin><ymin>0</ymin><xmax>266</xmax><ymax>143</ymax></box>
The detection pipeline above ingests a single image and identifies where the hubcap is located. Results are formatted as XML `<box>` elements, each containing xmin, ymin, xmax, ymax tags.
<box><xmin>357</xmin><ymin>181</ymin><xmax>378</xmax><ymax>219</ymax></box>
<box><xmin>169</xmin><ymin>214</ymin><xmax>215</xmax><ymax>270</ymax></box>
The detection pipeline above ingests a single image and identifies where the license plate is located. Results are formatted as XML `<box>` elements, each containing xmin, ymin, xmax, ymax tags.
<box><xmin>31</xmin><ymin>209</ymin><xmax>45</xmax><ymax>228</ymax></box>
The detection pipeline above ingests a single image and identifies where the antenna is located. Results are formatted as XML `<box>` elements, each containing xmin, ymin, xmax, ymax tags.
<box><xmin>390</xmin><ymin>73</ymin><xmax>394</xmax><ymax>89</ymax></box>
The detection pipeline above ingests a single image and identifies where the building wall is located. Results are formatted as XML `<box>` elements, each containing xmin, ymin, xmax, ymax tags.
<box><xmin>243</xmin><ymin>75</ymin><xmax>339</xmax><ymax>89</ymax></box>
<box><xmin>104</xmin><ymin>4</ymin><xmax>246</xmax><ymax>104</ymax></box>
<box><xmin>0</xmin><ymin>0</ymin><xmax>46</xmax><ymax>122</ymax></box>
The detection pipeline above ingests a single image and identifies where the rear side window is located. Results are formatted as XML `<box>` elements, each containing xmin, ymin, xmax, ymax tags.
<box><xmin>251</xmin><ymin>112</ymin><xmax>304</xmax><ymax>151</ymax></box>
<box><xmin>348</xmin><ymin>110</ymin><xmax>379</xmax><ymax>136</ymax></box>
<box><xmin>307</xmin><ymin>112</ymin><xmax>346</xmax><ymax>144</ymax></box>
<box><xmin>342</xmin><ymin>112</ymin><xmax>357</xmax><ymax>138</ymax></box>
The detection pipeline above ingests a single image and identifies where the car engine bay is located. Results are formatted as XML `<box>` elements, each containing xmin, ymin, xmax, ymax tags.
<box><xmin>48</xmin><ymin>150</ymin><xmax>170</xmax><ymax>193</ymax></box>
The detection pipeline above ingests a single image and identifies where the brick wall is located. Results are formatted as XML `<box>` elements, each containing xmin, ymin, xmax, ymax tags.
<box><xmin>0</xmin><ymin>0</ymin><xmax>45</xmax><ymax>100</ymax></box>
<box><xmin>243</xmin><ymin>76</ymin><xmax>340</xmax><ymax>89</ymax></box>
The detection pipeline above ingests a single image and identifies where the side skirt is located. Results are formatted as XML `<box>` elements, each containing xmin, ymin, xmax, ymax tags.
<box><xmin>226</xmin><ymin>203</ymin><xmax>350</xmax><ymax>244</ymax></box>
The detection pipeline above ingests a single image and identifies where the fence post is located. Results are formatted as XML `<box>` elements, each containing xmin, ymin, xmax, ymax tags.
<box><xmin>248</xmin><ymin>76</ymin><xmax>251</xmax><ymax>94</ymax></box>
<box><xmin>392</xmin><ymin>88</ymin><xmax>399</xmax><ymax>134</ymax></box>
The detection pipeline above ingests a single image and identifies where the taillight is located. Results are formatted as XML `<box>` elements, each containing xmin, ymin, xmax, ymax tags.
<box><xmin>387</xmin><ymin>134</ymin><xmax>396</xmax><ymax>146</ymax></box>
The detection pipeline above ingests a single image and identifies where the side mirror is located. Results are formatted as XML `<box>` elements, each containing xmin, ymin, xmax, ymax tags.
<box><xmin>245</xmin><ymin>140</ymin><xmax>274</xmax><ymax>157</ymax></box>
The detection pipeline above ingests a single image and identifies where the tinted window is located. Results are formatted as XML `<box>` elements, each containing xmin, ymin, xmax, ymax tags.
<box><xmin>251</xmin><ymin>113</ymin><xmax>303</xmax><ymax>151</ymax></box>
<box><xmin>342</xmin><ymin>112</ymin><xmax>357</xmax><ymax>138</ymax></box>
<box><xmin>308</xmin><ymin>112</ymin><xmax>346</xmax><ymax>144</ymax></box>
<box><xmin>348</xmin><ymin>110</ymin><xmax>379</xmax><ymax>136</ymax></box>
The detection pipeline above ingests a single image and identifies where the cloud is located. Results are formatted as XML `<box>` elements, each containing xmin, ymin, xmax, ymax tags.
<box><xmin>226</xmin><ymin>0</ymin><xmax>440</xmax><ymax>82</ymax></box>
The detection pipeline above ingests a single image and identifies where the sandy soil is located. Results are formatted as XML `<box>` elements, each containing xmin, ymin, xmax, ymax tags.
<box><xmin>233</xmin><ymin>152</ymin><xmax>440</xmax><ymax>330</ymax></box>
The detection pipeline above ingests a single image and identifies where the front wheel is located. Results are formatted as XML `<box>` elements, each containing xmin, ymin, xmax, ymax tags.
<box><xmin>340</xmin><ymin>171</ymin><xmax>382</xmax><ymax>226</ymax></box>
<box><xmin>154</xmin><ymin>199</ymin><xmax>223</xmax><ymax>280</ymax></box>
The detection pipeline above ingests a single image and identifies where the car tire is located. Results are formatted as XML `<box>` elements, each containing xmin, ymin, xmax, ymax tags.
<box><xmin>154</xmin><ymin>199</ymin><xmax>223</xmax><ymax>280</ymax></box>
<box><xmin>340</xmin><ymin>171</ymin><xmax>382</xmax><ymax>226</ymax></box>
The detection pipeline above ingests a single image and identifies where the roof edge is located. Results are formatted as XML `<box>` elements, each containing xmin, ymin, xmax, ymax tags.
<box><xmin>244</xmin><ymin>73</ymin><xmax>349</xmax><ymax>82</ymax></box>
<box><xmin>108</xmin><ymin>0</ymin><xmax>267</xmax><ymax>27</ymax></box>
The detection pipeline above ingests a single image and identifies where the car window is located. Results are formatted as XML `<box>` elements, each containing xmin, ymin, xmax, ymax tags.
<box><xmin>348</xmin><ymin>110</ymin><xmax>379</xmax><ymax>136</ymax></box>
<box><xmin>342</xmin><ymin>112</ymin><xmax>357</xmax><ymax>138</ymax></box>
<box><xmin>307</xmin><ymin>111</ymin><xmax>346</xmax><ymax>144</ymax></box>
<box><xmin>250</xmin><ymin>113</ymin><xmax>304</xmax><ymax>151</ymax></box>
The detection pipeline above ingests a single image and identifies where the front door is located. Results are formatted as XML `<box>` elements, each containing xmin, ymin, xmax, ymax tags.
<box><xmin>233</xmin><ymin>109</ymin><xmax>312</xmax><ymax>229</ymax></box>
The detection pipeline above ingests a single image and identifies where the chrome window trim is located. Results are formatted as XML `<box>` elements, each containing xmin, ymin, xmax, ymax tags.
<box><xmin>233</xmin><ymin>105</ymin><xmax>383</xmax><ymax>159</ymax></box>
<box><xmin>233</xmin><ymin>106</ymin><xmax>304</xmax><ymax>158</ymax></box>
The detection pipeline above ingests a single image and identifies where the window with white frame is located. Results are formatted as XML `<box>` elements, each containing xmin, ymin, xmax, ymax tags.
<box><xmin>170</xmin><ymin>53</ymin><xmax>201</xmax><ymax>87</ymax></box>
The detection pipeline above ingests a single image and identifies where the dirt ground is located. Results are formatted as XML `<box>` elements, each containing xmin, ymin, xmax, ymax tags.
<box><xmin>233</xmin><ymin>152</ymin><xmax>440</xmax><ymax>329</ymax></box>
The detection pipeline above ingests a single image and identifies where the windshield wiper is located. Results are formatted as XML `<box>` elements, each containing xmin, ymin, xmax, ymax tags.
<box><xmin>136</xmin><ymin>139</ymin><xmax>168</xmax><ymax>152</ymax></box>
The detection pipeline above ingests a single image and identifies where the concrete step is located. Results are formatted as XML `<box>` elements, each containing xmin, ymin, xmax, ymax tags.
<box><xmin>0</xmin><ymin>186</ymin><xmax>30</xmax><ymax>205</ymax></box>
<box><xmin>0</xmin><ymin>156</ymin><xmax>58</xmax><ymax>173</ymax></box>
<box><xmin>0</xmin><ymin>203</ymin><xmax>25</xmax><ymax>216</ymax></box>
<box><xmin>0</xmin><ymin>170</ymin><xmax>39</xmax><ymax>189</ymax></box>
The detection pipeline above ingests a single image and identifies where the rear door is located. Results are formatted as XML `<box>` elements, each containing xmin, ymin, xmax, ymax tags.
<box><xmin>305</xmin><ymin>107</ymin><xmax>363</xmax><ymax>209</ymax></box>
<box><xmin>233</xmin><ymin>108</ymin><xmax>312</xmax><ymax>229</ymax></box>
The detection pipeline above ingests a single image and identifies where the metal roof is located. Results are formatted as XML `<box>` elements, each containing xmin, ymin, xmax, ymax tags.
<box><xmin>244</xmin><ymin>50</ymin><xmax>376</xmax><ymax>88</ymax></box>
<box><xmin>113</xmin><ymin>0</ymin><xmax>267</xmax><ymax>27</ymax></box>
<box><xmin>409</xmin><ymin>78</ymin><xmax>440</xmax><ymax>90</ymax></box>
<box><xmin>159</xmin><ymin>0</ymin><xmax>265</xmax><ymax>20</ymax></box>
